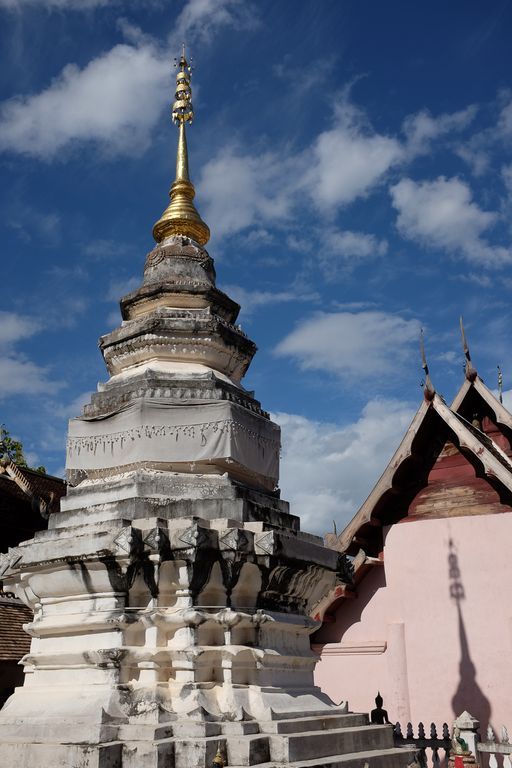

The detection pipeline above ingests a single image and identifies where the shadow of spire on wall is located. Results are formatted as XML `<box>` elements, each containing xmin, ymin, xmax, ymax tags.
<box><xmin>448</xmin><ymin>538</ymin><xmax>491</xmax><ymax>732</ymax></box>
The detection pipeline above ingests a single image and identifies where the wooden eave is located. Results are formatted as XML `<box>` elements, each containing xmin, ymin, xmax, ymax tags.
<box><xmin>451</xmin><ymin>375</ymin><xmax>512</xmax><ymax>433</ymax></box>
<box><xmin>329</xmin><ymin>393</ymin><xmax>512</xmax><ymax>556</ymax></box>
<box><xmin>0</xmin><ymin>463</ymin><xmax>65</xmax><ymax>507</ymax></box>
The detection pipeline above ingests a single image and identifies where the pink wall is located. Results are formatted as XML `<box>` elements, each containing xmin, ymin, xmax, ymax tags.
<box><xmin>314</xmin><ymin>513</ymin><xmax>512</xmax><ymax>732</ymax></box>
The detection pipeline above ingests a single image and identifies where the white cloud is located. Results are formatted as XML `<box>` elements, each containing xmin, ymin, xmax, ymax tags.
<box><xmin>0</xmin><ymin>0</ymin><xmax>256</xmax><ymax>158</ymax></box>
<box><xmin>8</xmin><ymin>208</ymin><xmax>61</xmax><ymax>244</ymax></box>
<box><xmin>0</xmin><ymin>311</ymin><xmax>61</xmax><ymax>398</ymax></box>
<box><xmin>288</xmin><ymin>227</ymin><xmax>386</xmax><ymax>267</ymax></box>
<box><xmin>200</xmin><ymin>100</ymin><xmax>402</xmax><ymax>242</ymax></box>
<box><xmin>200</xmin><ymin>150</ymin><xmax>293</xmax><ymax>239</ymax></box>
<box><xmin>202</xmin><ymin>96</ymin><xmax>477</xmax><ymax>251</ymax></box>
<box><xmin>500</xmin><ymin>389</ymin><xmax>512</xmax><ymax>412</ymax></box>
<box><xmin>456</xmin><ymin>272</ymin><xmax>492</xmax><ymax>288</ymax></box>
<box><xmin>331</xmin><ymin>300</ymin><xmax>378</xmax><ymax>311</ymax></box>
<box><xmin>54</xmin><ymin>390</ymin><xmax>92</xmax><ymax>418</ymax></box>
<box><xmin>287</xmin><ymin>227</ymin><xmax>388</xmax><ymax>281</ymax></box>
<box><xmin>456</xmin><ymin>94</ymin><xmax>512</xmax><ymax>176</ymax></box>
<box><xmin>106</xmin><ymin>275</ymin><xmax>140</xmax><ymax>301</ymax></box>
<box><xmin>456</xmin><ymin>143</ymin><xmax>490</xmax><ymax>176</ymax></box>
<box><xmin>435</xmin><ymin>350</ymin><xmax>458</xmax><ymax>365</ymax></box>
<box><xmin>324</xmin><ymin>228</ymin><xmax>388</xmax><ymax>260</ymax></box>
<box><xmin>391</xmin><ymin>176</ymin><xmax>494</xmax><ymax>247</ymax></box>
<box><xmin>498</xmin><ymin>95</ymin><xmax>512</xmax><ymax>138</ymax></box>
<box><xmin>0</xmin><ymin>311</ymin><xmax>39</xmax><ymax>346</ymax></box>
<box><xmin>304</xmin><ymin>100</ymin><xmax>403</xmax><ymax>208</ymax></box>
<box><xmin>0</xmin><ymin>356</ymin><xmax>55</xmax><ymax>397</ymax></box>
<box><xmin>275</xmin><ymin>310</ymin><xmax>422</xmax><ymax>380</ymax></box>
<box><xmin>0</xmin><ymin>0</ymin><xmax>254</xmax><ymax>19</ymax></box>
<box><xmin>502</xmin><ymin>164</ymin><xmax>512</xmax><ymax>197</ymax></box>
<box><xmin>82</xmin><ymin>238</ymin><xmax>132</xmax><ymax>260</ymax></box>
<box><xmin>390</xmin><ymin>176</ymin><xmax>512</xmax><ymax>267</ymax></box>
<box><xmin>106</xmin><ymin>309</ymin><xmax>120</xmax><ymax>328</ymax></box>
<box><xmin>0</xmin><ymin>42</ymin><xmax>168</xmax><ymax>158</ymax></box>
<box><xmin>241</xmin><ymin>228</ymin><xmax>274</xmax><ymax>248</ymax></box>
<box><xmin>116</xmin><ymin>17</ymin><xmax>155</xmax><ymax>47</ymax></box>
<box><xmin>0</xmin><ymin>0</ymin><xmax>109</xmax><ymax>8</ymax></box>
<box><xmin>171</xmin><ymin>0</ymin><xmax>258</xmax><ymax>47</ymax></box>
<box><xmin>276</xmin><ymin>398</ymin><xmax>415</xmax><ymax>535</ymax></box>
<box><xmin>402</xmin><ymin>106</ymin><xmax>477</xmax><ymax>157</ymax></box>
<box><xmin>221</xmin><ymin>284</ymin><xmax>318</xmax><ymax>316</ymax></box>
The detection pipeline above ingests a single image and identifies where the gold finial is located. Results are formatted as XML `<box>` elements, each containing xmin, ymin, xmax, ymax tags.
<box><xmin>152</xmin><ymin>45</ymin><xmax>210</xmax><ymax>246</ymax></box>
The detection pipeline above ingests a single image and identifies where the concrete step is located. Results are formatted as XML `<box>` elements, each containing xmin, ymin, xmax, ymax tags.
<box><xmin>267</xmin><ymin>706</ymin><xmax>350</xmax><ymax>721</ymax></box>
<box><xmin>156</xmin><ymin>734</ymin><xmax>271</xmax><ymax>768</ymax></box>
<box><xmin>227</xmin><ymin>745</ymin><xmax>417</xmax><ymax>768</ymax></box>
<box><xmin>124</xmin><ymin>722</ymin><xmax>399</xmax><ymax>767</ymax></box>
<box><xmin>270</xmin><ymin>724</ymin><xmax>396</xmax><ymax>763</ymax></box>
<box><xmin>261</xmin><ymin>712</ymin><xmax>368</xmax><ymax>734</ymax></box>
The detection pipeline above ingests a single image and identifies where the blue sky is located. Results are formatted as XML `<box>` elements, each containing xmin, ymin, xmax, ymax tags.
<box><xmin>1</xmin><ymin>0</ymin><xmax>512</xmax><ymax>534</ymax></box>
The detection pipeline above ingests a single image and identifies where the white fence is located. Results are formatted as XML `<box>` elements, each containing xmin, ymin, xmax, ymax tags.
<box><xmin>478</xmin><ymin>725</ymin><xmax>512</xmax><ymax>768</ymax></box>
<box><xmin>393</xmin><ymin>713</ymin><xmax>512</xmax><ymax>768</ymax></box>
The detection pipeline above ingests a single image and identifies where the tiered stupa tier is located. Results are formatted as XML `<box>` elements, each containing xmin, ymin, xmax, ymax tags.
<box><xmin>0</xmin><ymin>51</ymin><xmax>413</xmax><ymax>768</ymax></box>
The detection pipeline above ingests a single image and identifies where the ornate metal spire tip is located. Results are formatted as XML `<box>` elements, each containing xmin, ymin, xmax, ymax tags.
<box><xmin>152</xmin><ymin>44</ymin><xmax>210</xmax><ymax>246</ymax></box>
<box><xmin>172</xmin><ymin>43</ymin><xmax>194</xmax><ymax>125</ymax></box>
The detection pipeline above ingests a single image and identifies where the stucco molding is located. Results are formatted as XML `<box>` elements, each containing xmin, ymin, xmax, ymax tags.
<box><xmin>311</xmin><ymin>641</ymin><xmax>387</xmax><ymax>656</ymax></box>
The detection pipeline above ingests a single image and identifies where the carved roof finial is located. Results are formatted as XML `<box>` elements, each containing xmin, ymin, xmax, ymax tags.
<box><xmin>420</xmin><ymin>329</ymin><xmax>435</xmax><ymax>401</ymax></box>
<box><xmin>460</xmin><ymin>316</ymin><xmax>477</xmax><ymax>382</ymax></box>
<box><xmin>498</xmin><ymin>364</ymin><xmax>503</xmax><ymax>404</ymax></box>
<box><xmin>152</xmin><ymin>45</ymin><xmax>210</xmax><ymax>246</ymax></box>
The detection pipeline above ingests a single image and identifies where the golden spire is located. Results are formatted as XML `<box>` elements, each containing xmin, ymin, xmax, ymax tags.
<box><xmin>152</xmin><ymin>45</ymin><xmax>210</xmax><ymax>246</ymax></box>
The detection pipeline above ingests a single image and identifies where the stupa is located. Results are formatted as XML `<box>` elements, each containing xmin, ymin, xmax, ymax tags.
<box><xmin>0</xmin><ymin>50</ymin><xmax>414</xmax><ymax>768</ymax></box>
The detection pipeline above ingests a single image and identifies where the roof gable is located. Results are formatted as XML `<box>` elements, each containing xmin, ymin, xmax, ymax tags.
<box><xmin>452</xmin><ymin>375</ymin><xmax>512</xmax><ymax>452</ymax></box>
<box><xmin>328</xmin><ymin>390</ymin><xmax>512</xmax><ymax>557</ymax></box>
<box><xmin>0</xmin><ymin>465</ymin><xmax>66</xmax><ymax>552</ymax></box>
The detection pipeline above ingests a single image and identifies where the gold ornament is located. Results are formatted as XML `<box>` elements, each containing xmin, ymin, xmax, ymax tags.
<box><xmin>212</xmin><ymin>743</ymin><xmax>225</xmax><ymax>767</ymax></box>
<box><xmin>153</xmin><ymin>44</ymin><xmax>210</xmax><ymax>246</ymax></box>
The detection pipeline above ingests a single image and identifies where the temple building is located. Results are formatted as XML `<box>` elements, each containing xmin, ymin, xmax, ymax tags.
<box><xmin>315</xmin><ymin>334</ymin><xmax>512</xmax><ymax>734</ymax></box>
<box><xmin>0</xmin><ymin>460</ymin><xmax>65</xmax><ymax>706</ymax></box>
<box><xmin>0</xmin><ymin>51</ymin><xmax>412</xmax><ymax>768</ymax></box>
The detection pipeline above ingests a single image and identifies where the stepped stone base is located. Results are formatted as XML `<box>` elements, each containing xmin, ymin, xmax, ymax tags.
<box><xmin>0</xmin><ymin>711</ymin><xmax>416</xmax><ymax>768</ymax></box>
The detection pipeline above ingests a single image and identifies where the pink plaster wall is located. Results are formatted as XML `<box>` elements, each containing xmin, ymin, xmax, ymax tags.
<box><xmin>314</xmin><ymin>513</ymin><xmax>512</xmax><ymax>732</ymax></box>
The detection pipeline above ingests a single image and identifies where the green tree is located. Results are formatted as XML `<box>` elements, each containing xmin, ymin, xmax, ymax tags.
<box><xmin>0</xmin><ymin>425</ymin><xmax>46</xmax><ymax>474</ymax></box>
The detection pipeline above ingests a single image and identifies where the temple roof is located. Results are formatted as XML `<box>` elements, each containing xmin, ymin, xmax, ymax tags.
<box><xmin>0</xmin><ymin>594</ymin><xmax>31</xmax><ymax>661</ymax></box>
<box><xmin>0</xmin><ymin>464</ymin><xmax>66</xmax><ymax>550</ymax></box>
<box><xmin>325</xmin><ymin>371</ymin><xmax>512</xmax><ymax>558</ymax></box>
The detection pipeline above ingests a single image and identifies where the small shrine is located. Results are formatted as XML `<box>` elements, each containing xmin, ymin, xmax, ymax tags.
<box><xmin>0</xmin><ymin>50</ymin><xmax>414</xmax><ymax>768</ymax></box>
